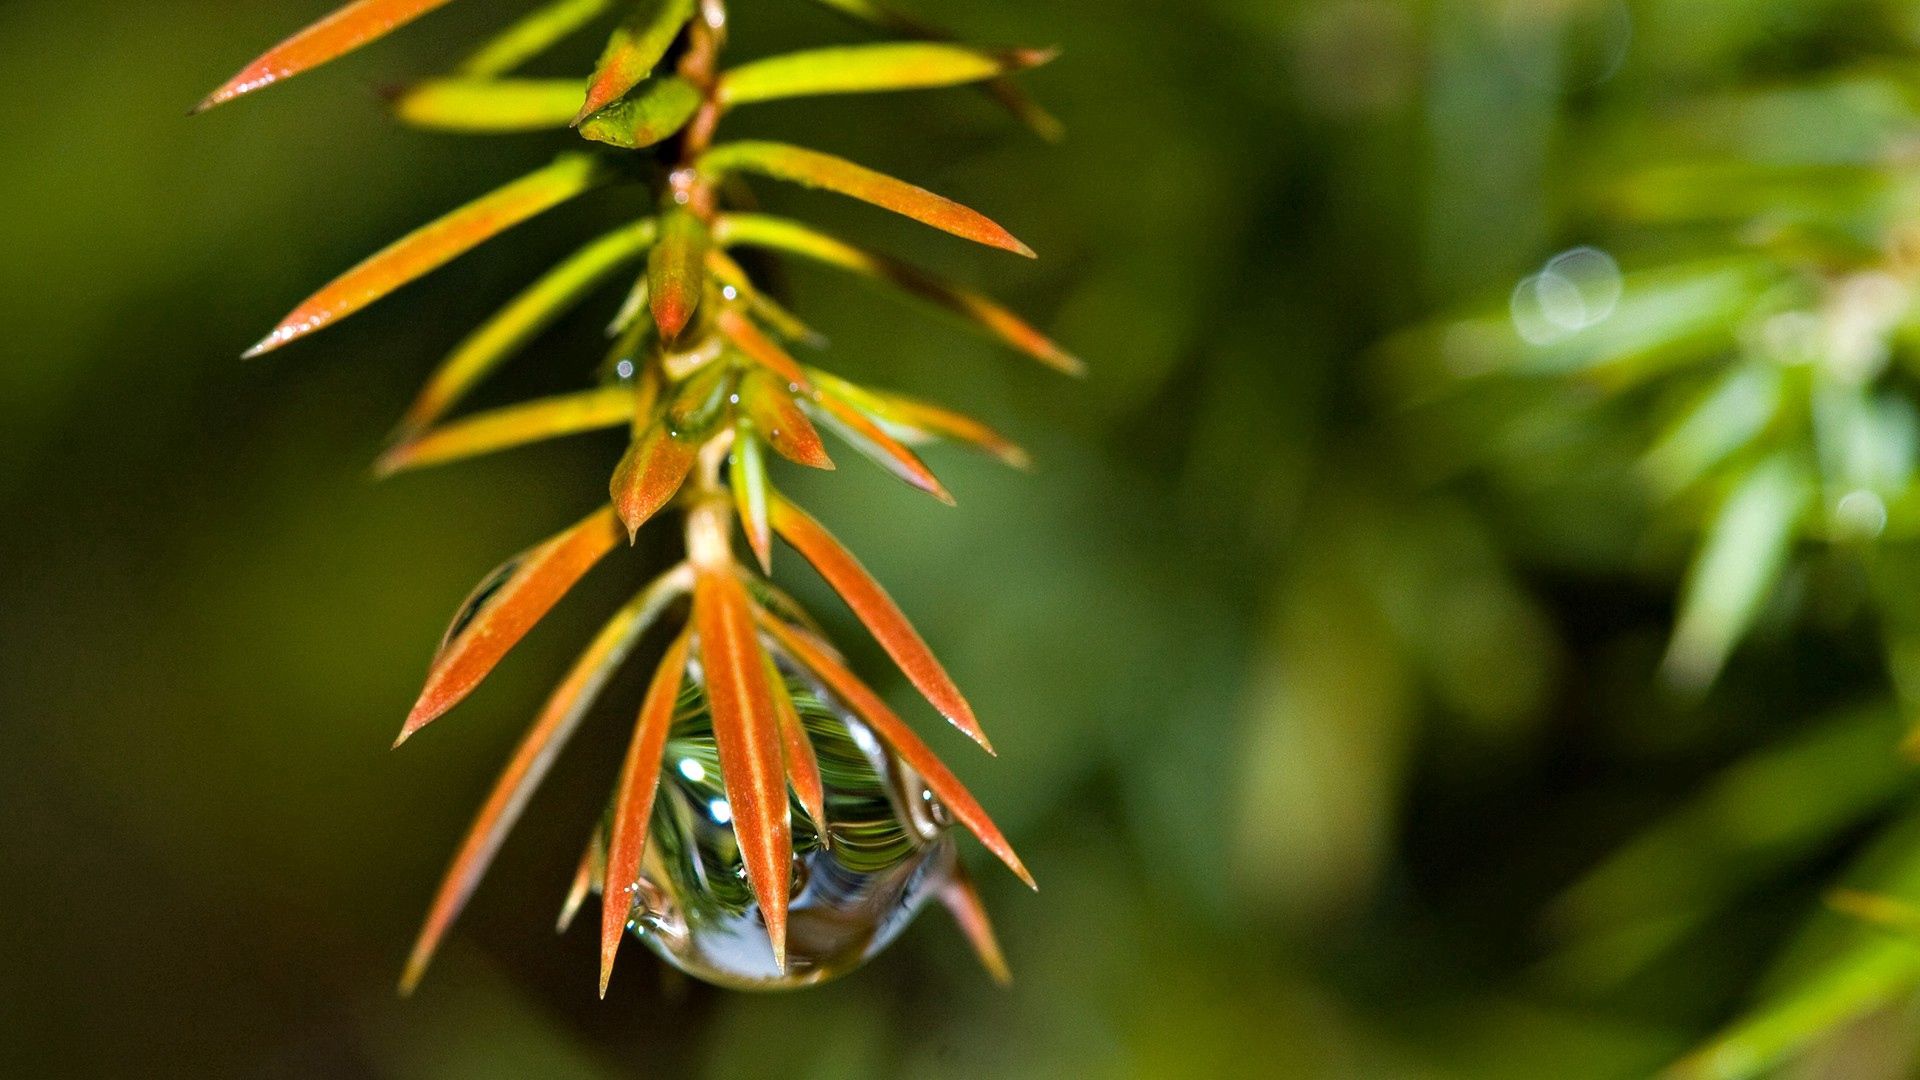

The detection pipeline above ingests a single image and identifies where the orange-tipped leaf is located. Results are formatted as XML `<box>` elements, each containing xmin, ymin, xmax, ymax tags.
<box><xmin>760</xmin><ymin>615</ymin><xmax>1032</xmax><ymax>889</ymax></box>
<box><xmin>739</xmin><ymin>371</ymin><xmax>833</xmax><ymax>470</ymax></box>
<box><xmin>399</xmin><ymin>565</ymin><xmax>691</xmax><ymax>993</ymax></box>
<box><xmin>611</xmin><ymin>425</ymin><xmax>699</xmax><ymax>541</ymax></box>
<box><xmin>768</xmin><ymin>493</ymin><xmax>987</xmax><ymax>751</ymax></box>
<box><xmin>699</xmin><ymin>142</ymin><xmax>1033</xmax><ymax>257</ymax></box>
<box><xmin>808</xmin><ymin>393</ymin><xmax>952</xmax><ymax>503</ymax></box>
<box><xmin>717</xmin><ymin>308</ymin><xmax>811</xmax><ymax>390</ymax></box>
<box><xmin>941</xmin><ymin>865</ymin><xmax>1012</xmax><ymax>985</ymax></box>
<box><xmin>648</xmin><ymin>208</ymin><xmax>709</xmax><ymax>342</ymax></box>
<box><xmin>197</xmin><ymin>0</ymin><xmax>463</xmax><ymax>112</ymax></box>
<box><xmin>769</xmin><ymin>657</ymin><xmax>829</xmax><ymax>835</ymax></box>
<box><xmin>600</xmin><ymin>631</ymin><xmax>692</xmax><ymax>995</ymax></box>
<box><xmin>557</xmin><ymin>825</ymin><xmax>606</xmax><ymax>933</ymax></box>
<box><xmin>397</xmin><ymin>506</ymin><xmax>626</xmax><ymax>746</ymax></box>
<box><xmin>810</xmin><ymin>369</ymin><xmax>1029</xmax><ymax>469</ymax></box>
<box><xmin>692</xmin><ymin>564</ymin><xmax>792</xmax><ymax>968</ymax></box>
<box><xmin>576</xmin><ymin>0</ymin><xmax>696</xmax><ymax>122</ymax></box>
<box><xmin>247</xmin><ymin>154</ymin><xmax>609</xmax><ymax>358</ymax></box>
<box><xmin>715</xmin><ymin>214</ymin><xmax>1080</xmax><ymax>374</ymax></box>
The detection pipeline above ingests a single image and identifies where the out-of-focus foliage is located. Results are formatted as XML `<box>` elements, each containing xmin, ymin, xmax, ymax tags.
<box><xmin>13</xmin><ymin>0</ymin><xmax>1920</xmax><ymax>1077</ymax></box>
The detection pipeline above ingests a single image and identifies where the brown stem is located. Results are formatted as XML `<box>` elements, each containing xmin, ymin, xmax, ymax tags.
<box><xmin>663</xmin><ymin>1</ymin><xmax>741</xmax><ymax>561</ymax></box>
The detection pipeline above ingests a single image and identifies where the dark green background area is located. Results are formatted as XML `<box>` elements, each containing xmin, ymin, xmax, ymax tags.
<box><xmin>3</xmin><ymin>1</ymin><xmax>1907</xmax><ymax>1076</ymax></box>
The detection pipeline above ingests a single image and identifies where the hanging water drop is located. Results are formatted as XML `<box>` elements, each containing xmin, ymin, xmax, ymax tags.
<box><xmin>604</xmin><ymin>665</ymin><xmax>957</xmax><ymax>990</ymax></box>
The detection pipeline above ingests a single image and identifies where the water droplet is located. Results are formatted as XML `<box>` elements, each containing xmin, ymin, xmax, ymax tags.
<box><xmin>437</xmin><ymin>556</ymin><xmax>524</xmax><ymax>656</ymax></box>
<box><xmin>611</xmin><ymin>665</ymin><xmax>955</xmax><ymax>989</ymax></box>
<box><xmin>1836</xmin><ymin>489</ymin><xmax>1889</xmax><ymax>539</ymax></box>
<box><xmin>1512</xmin><ymin>246</ymin><xmax>1621</xmax><ymax>345</ymax></box>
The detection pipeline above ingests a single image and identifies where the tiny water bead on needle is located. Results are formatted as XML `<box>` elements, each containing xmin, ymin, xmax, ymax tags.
<box><xmin>196</xmin><ymin>0</ymin><xmax>1070</xmax><ymax>997</ymax></box>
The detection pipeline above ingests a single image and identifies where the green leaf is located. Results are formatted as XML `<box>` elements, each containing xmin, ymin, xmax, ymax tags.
<box><xmin>730</xmin><ymin>430</ymin><xmax>774</xmax><ymax>573</ymax></box>
<box><xmin>1663</xmin><ymin>453</ymin><xmax>1814</xmax><ymax>691</ymax></box>
<box><xmin>1669</xmin><ymin>942</ymin><xmax>1920</xmax><ymax>1079</ymax></box>
<box><xmin>1642</xmin><ymin>363</ymin><xmax>1785</xmax><ymax>496</ymax></box>
<box><xmin>377</xmin><ymin>386</ymin><xmax>634</xmax><ymax>475</ymax></box>
<box><xmin>576</xmin><ymin>0</ymin><xmax>697</xmax><ymax>123</ymax></box>
<box><xmin>1543</xmin><ymin>707</ymin><xmax>1909</xmax><ymax>993</ymax></box>
<box><xmin>397</xmin><ymin>218</ymin><xmax>658</xmax><ymax>436</ymax></box>
<box><xmin>699</xmin><ymin>142</ymin><xmax>1034</xmax><ymax>256</ymax></box>
<box><xmin>577</xmin><ymin>77</ymin><xmax>703</xmax><ymax>148</ymax></box>
<box><xmin>719</xmin><ymin>43</ymin><xmax>1053</xmax><ymax>106</ymax></box>
<box><xmin>715</xmin><ymin>213</ymin><xmax>1081</xmax><ymax>374</ymax></box>
<box><xmin>457</xmin><ymin>0</ymin><xmax>614</xmax><ymax>78</ymax></box>
<box><xmin>802</xmin><ymin>0</ymin><xmax>1063</xmax><ymax>139</ymax></box>
<box><xmin>393</xmin><ymin>78</ymin><xmax>585</xmax><ymax>132</ymax></box>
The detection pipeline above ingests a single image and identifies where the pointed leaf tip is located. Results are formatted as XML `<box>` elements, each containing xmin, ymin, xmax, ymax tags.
<box><xmin>611</xmin><ymin>426</ymin><xmax>699</xmax><ymax>540</ymax></box>
<box><xmin>576</xmin><ymin>0</ymin><xmax>697</xmax><ymax>123</ymax></box>
<box><xmin>715</xmin><ymin>215</ymin><xmax>1080</xmax><ymax>375</ymax></box>
<box><xmin>398</xmin><ymin>567</ymin><xmax>689</xmax><ymax>992</ymax></box>
<box><xmin>577</xmin><ymin>77</ymin><xmax>702</xmax><ymax>149</ymax></box>
<box><xmin>250</xmin><ymin>154</ymin><xmax>607</xmax><ymax>357</ymax></box>
<box><xmin>557</xmin><ymin>826</ymin><xmax>605</xmax><ymax>934</ymax></box>
<box><xmin>700</xmin><ymin>142</ymin><xmax>1033</xmax><ymax>257</ymax></box>
<box><xmin>761</xmin><ymin>615</ymin><xmax>1032</xmax><ymax>889</ymax></box>
<box><xmin>739</xmin><ymin>371</ymin><xmax>834</xmax><ymax>471</ymax></box>
<box><xmin>809</xmin><ymin>393</ymin><xmax>953</xmax><ymax>503</ymax></box>
<box><xmin>601</xmin><ymin>632</ymin><xmax>691</xmax><ymax>996</ymax></box>
<box><xmin>396</xmin><ymin>506</ymin><xmax>623</xmax><ymax>745</ymax></box>
<box><xmin>941</xmin><ymin>869</ymin><xmax>1012</xmax><ymax>986</ymax></box>
<box><xmin>768</xmin><ymin>494</ymin><xmax>990</xmax><ymax>752</ymax></box>
<box><xmin>648</xmin><ymin>209</ymin><xmax>709</xmax><ymax>342</ymax></box>
<box><xmin>718</xmin><ymin>42</ymin><xmax>1057</xmax><ymax>107</ymax></box>
<box><xmin>198</xmin><ymin>0</ymin><xmax>465</xmax><ymax>113</ymax></box>
<box><xmin>770</xmin><ymin>662</ymin><xmax>828</xmax><ymax>837</ymax></box>
<box><xmin>693</xmin><ymin>567</ymin><xmax>792</xmax><ymax>967</ymax></box>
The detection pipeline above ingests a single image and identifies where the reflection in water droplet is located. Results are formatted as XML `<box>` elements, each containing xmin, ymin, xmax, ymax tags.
<box><xmin>437</xmin><ymin>556</ymin><xmax>525</xmax><ymax>656</ymax></box>
<box><xmin>1836</xmin><ymin>489</ymin><xmax>1889</xmax><ymax>540</ymax></box>
<box><xmin>609</xmin><ymin>665</ymin><xmax>955</xmax><ymax>990</ymax></box>
<box><xmin>1512</xmin><ymin>246</ymin><xmax>1621</xmax><ymax>345</ymax></box>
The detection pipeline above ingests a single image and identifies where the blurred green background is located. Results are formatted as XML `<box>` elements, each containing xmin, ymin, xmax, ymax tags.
<box><xmin>18</xmin><ymin>0</ymin><xmax>1920</xmax><ymax>1076</ymax></box>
